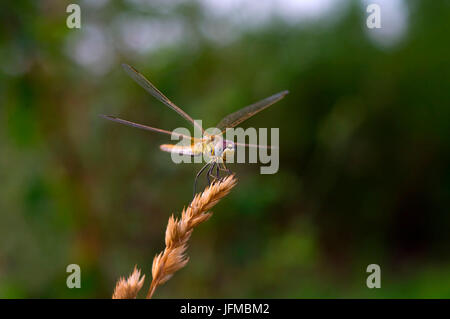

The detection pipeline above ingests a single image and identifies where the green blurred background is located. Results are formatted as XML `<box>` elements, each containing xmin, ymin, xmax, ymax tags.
<box><xmin>0</xmin><ymin>0</ymin><xmax>449</xmax><ymax>298</ymax></box>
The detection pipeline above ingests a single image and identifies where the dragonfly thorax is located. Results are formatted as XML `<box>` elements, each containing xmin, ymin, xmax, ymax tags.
<box><xmin>201</xmin><ymin>137</ymin><xmax>236</xmax><ymax>161</ymax></box>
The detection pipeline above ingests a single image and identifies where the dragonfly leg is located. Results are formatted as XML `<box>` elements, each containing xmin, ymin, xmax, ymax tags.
<box><xmin>208</xmin><ymin>161</ymin><xmax>218</xmax><ymax>183</ymax></box>
<box><xmin>215</xmin><ymin>162</ymin><xmax>225</xmax><ymax>181</ymax></box>
<box><xmin>222</xmin><ymin>162</ymin><xmax>232</xmax><ymax>175</ymax></box>
<box><xmin>194</xmin><ymin>162</ymin><xmax>211</xmax><ymax>198</ymax></box>
<box><xmin>218</xmin><ymin>162</ymin><xmax>229</xmax><ymax>172</ymax></box>
<box><xmin>206</xmin><ymin>161</ymin><xmax>215</xmax><ymax>186</ymax></box>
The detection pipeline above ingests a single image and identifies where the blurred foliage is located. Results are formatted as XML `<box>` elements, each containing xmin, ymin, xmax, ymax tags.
<box><xmin>0</xmin><ymin>0</ymin><xmax>449</xmax><ymax>298</ymax></box>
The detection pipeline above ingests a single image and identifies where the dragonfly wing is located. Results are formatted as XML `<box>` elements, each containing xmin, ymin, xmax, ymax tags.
<box><xmin>160</xmin><ymin>144</ymin><xmax>200</xmax><ymax>156</ymax></box>
<box><xmin>100</xmin><ymin>115</ymin><xmax>199</xmax><ymax>141</ymax></box>
<box><xmin>122</xmin><ymin>64</ymin><xmax>204</xmax><ymax>133</ymax></box>
<box><xmin>216</xmin><ymin>90</ymin><xmax>289</xmax><ymax>131</ymax></box>
<box><xmin>235</xmin><ymin>142</ymin><xmax>278</xmax><ymax>149</ymax></box>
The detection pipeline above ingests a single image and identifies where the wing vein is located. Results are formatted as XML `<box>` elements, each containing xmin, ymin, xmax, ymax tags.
<box><xmin>216</xmin><ymin>90</ymin><xmax>289</xmax><ymax>131</ymax></box>
<box><xmin>122</xmin><ymin>64</ymin><xmax>204</xmax><ymax>134</ymax></box>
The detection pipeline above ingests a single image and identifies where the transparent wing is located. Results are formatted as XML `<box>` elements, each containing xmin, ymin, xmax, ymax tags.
<box><xmin>122</xmin><ymin>64</ymin><xmax>204</xmax><ymax>134</ymax></box>
<box><xmin>100</xmin><ymin>115</ymin><xmax>198</xmax><ymax>141</ymax></box>
<box><xmin>235</xmin><ymin>142</ymin><xmax>278</xmax><ymax>149</ymax></box>
<box><xmin>216</xmin><ymin>90</ymin><xmax>289</xmax><ymax>131</ymax></box>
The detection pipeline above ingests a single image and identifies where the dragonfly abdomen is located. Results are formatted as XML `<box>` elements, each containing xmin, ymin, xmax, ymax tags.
<box><xmin>160</xmin><ymin>144</ymin><xmax>202</xmax><ymax>156</ymax></box>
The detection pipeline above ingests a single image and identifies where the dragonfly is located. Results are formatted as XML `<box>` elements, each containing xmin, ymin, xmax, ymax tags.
<box><xmin>102</xmin><ymin>64</ymin><xmax>288</xmax><ymax>196</ymax></box>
